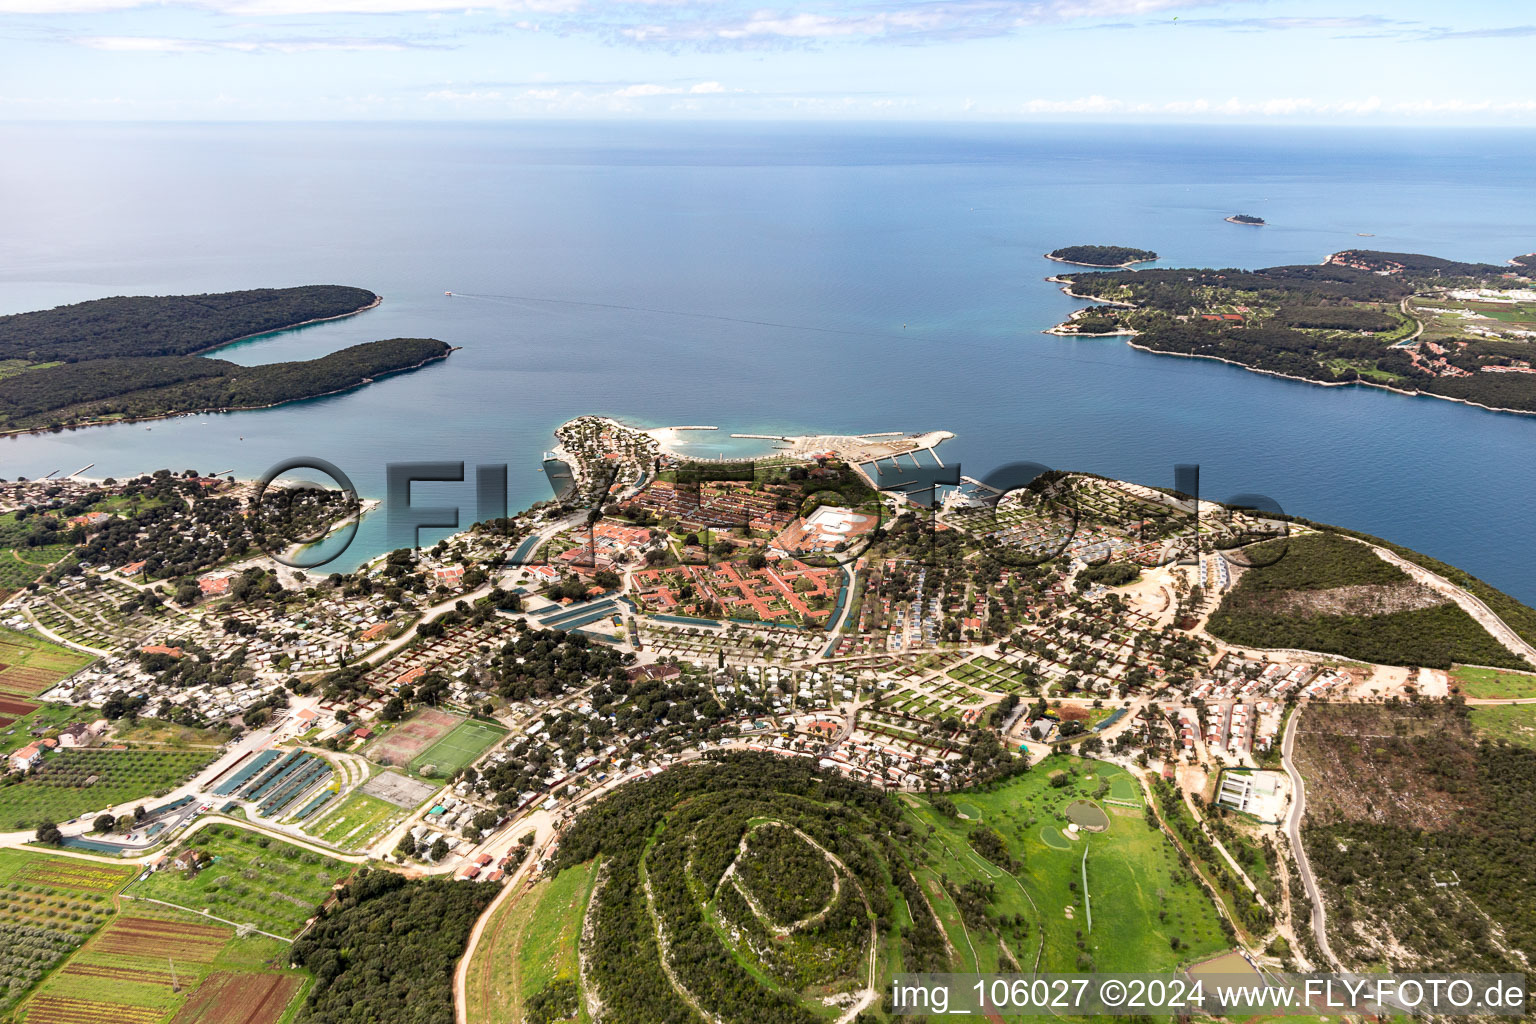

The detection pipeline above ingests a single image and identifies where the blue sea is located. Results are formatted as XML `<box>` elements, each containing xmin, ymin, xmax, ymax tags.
<box><xmin>1</xmin><ymin>122</ymin><xmax>1534</xmax><ymax>600</ymax></box>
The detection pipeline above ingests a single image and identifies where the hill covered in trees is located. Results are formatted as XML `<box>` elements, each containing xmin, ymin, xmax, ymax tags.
<box><xmin>0</xmin><ymin>286</ymin><xmax>377</xmax><ymax>362</ymax></box>
<box><xmin>1046</xmin><ymin>245</ymin><xmax>1157</xmax><ymax>267</ymax></box>
<box><xmin>0</xmin><ymin>286</ymin><xmax>456</xmax><ymax>431</ymax></box>
<box><xmin>1206</xmin><ymin>532</ymin><xmax>1529</xmax><ymax>669</ymax></box>
<box><xmin>0</xmin><ymin>338</ymin><xmax>451</xmax><ymax>430</ymax></box>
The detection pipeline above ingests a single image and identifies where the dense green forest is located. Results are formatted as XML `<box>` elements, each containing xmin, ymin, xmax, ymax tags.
<box><xmin>1271</xmin><ymin>305</ymin><xmax>1398</xmax><ymax>331</ymax></box>
<box><xmin>0</xmin><ymin>338</ymin><xmax>450</xmax><ymax>429</ymax></box>
<box><xmin>1206</xmin><ymin>533</ymin><xmax>1530</xmax><ymax>670</ymax></box>
<box><xmin>1047</xmin><ymin>245</ymin><xmax>1157</xmax><ymax>266</ymax></box>
<box><xmin>0</xmin><ymin>286</ymin><xmax>377</xmax><ymax>362</ymax></box>
<box><xmin>1297</xmin><ymin>702</ymin><xmax>1536</xmax><ymax>977</ymax></box>
<box><xmin>549</xmin><ymin>752</ymin><xmax>943</xmax><ymax>1024</ymax></box>
<box><xmin>291</xmin><ymin>870</ymin><xmax>497</xmax><ymax>1024</ymax></box>
<box><xmin>1228</xmin><ymin>214</ymin><xmax>1265</xmax><ymax>224</ymax></box>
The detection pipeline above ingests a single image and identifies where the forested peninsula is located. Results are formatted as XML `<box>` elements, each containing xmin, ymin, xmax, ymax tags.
<box><xmin>1045</xmin><ymin>244</ymin><xmax>1158</xmax><ymax>267</ymax></box>
<box><xmin>0</xmin><ymin>286</ymin><xmax>452</xmax><ymax>432</ymax></box>
<box><xmin>1049</xmin><ymin>249</ymin><xmax>1536</xmax><ymax>414</ymax></box>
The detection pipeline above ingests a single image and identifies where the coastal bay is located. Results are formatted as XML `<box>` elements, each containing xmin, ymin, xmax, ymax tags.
<box><xmin>2</xmin><ymin>122</ymin><xmax>1535</xmax><ymax>605</ymax></box>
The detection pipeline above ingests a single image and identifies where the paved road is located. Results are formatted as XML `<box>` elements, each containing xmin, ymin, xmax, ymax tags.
<box><xmin>1281</xmin><ymin>705</ymin><xmax>1340</xmax><ymax>970</ymax></box>
<box><xmin>1368</xmin><ymin>543</ymin><xmax>1536</xmax><ymax>665</ymax></box>
<box><xmin>0</xmin><ymin>812</ymin><xmax>375</xmax><ymax>867</ymax></box>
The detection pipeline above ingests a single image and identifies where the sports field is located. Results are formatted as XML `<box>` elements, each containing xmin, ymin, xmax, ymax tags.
<box><xmin>364</xmin><ymin>708</ymin><xmax>461</xmax><ymax>767</ymax></box>
<box><xmin>410</xmin><ymin>719</ymin><xmax>507</xmax><ymax>777</ymax></box>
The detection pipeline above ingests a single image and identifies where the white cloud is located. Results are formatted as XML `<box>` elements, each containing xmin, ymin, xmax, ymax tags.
<box><xmin>689</xmin><ymin>80</ymin><xmax>725</xmax><ymax>94</ymax></box>
<box><xmin>621</xmin><ymin>0</ymin><xmax>1212</xmax><ymax>44</ymax></box>
<box><xmin>77</xmin><ymin>33</ymin><xmax>427</xmax><ymax>51</ymax></box>
<box><xmin>613</xmin><ymin>82</ymin><xmax>676</xmax><ymax>97</ymax></box>
<box><xmin>424</xmin><ymin>87</ymin><xmax>505</xmax><ymax>100</ymax></box>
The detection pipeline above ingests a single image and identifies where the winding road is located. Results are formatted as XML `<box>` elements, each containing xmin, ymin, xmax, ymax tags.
<box><xmin>1280</xmin><ymin>705</ymin><xmax>1340</xmax><ymax>970</ymax></box>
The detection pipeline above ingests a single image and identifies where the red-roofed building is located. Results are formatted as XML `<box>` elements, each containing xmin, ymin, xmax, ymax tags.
<box><xmin>140</xmin><ymin>644</ymin><xmax>183</xmax><ymax>659</ymax></box>
<box><xmin>198</xmin><ymin>572</ymin><xmax>233</xmax><ymax>596</ymax></box>
<box><xmin>433</xmin><ymin>566</ymin><xmax>464</xmax><ymax>587</ymax></box>
<box><xmin>119</xmin><ymin>561</ymin><xmax>148</xmax><ymax>577</ymax></box>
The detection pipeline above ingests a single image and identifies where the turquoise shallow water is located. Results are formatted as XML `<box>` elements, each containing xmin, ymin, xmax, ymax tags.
<box><xmin>1</xmin><ymin>122</ymin><xmax>1534</xmax><ymax>600</ymax></box>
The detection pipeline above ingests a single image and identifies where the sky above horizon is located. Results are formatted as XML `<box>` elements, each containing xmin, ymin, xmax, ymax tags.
<box><xmin>3</xmin><ymin>0</ymin><xmax>1535</xmax><ymax>122</ymax></box>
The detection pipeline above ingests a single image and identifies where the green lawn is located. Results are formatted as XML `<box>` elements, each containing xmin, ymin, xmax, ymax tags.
<box><xmin>306</xmin><ymin>791</ymin><xmax>405</xmax><ymax>850</ymax></box>
<box><xmin>0</xmin><ymin>749</ymin><xmax>216</xmax><ymax>830</ymax></box>
<box><xmin>905</xmin><ymin>756</ymin><xmax>1227</xmax><ymax>975</ymax></box>
<box><xmin>1469</xmin><ymin>704</ymin><xmax>1536</xmax><ymax>748</ymax></box>
<box><xmin>0</xmin><ymin>704</ymin><xmax>101</xmax><ymax>755</ymax></box>
<box><xmin>465</xmin><ymin>857</ymin><xmax>598</xmax><ymax>1024</ymax></box>
<box><xmin>410</xmin><ymin>718</ymin><xmax>507</xmax><ymax>777</ymax></box>
<box><xmin>125</xmin><ymin>823</ymin><xmax>352</xmax><ymax>937</ymax></box>
<box><xmin>1452</xmin><ymin>666</ymin><xmax>1536</xmax><ymax>699</ymax></box>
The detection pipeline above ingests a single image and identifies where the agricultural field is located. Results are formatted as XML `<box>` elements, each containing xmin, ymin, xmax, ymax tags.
<box><xmin>0</xmin><ymin>849</ymin><xmax>130</xmax><ymax>1014</ymax></box>
<box><xmin>0</xmin><ymin>625</ymin><xmax>94</xmax><ymax>699</ymax></box>
<box><xmin>409</xmin><ymin>719</ymin><xmax>506</xmax><ymax>778</ymax></box>
<box><xmin>463</xmin><ymin>858</ymin><xmax>598</xmax><ymax>1024</ymax></box>
<box><xmin>16</xmin><ymin>901</ymin><xmax>306</xmax><ymax>1024</ymax></box>
<box><xmin>304</xmin><ymin>792</ymin><xmax>405</xmax><ymax>851</ymax></box>
<box><xmin>168</xmin><ymin>971</ymin><xmax>301</xmax><ymax>1024</ymax></box>
<box><xmin>0</xmin><ymin>749</ymin><xmax>217</xmax><ymax>830</ymax></box>
<box><xmin>125</xmin><ymin>824</ymin><xmax>351</xmax><ymax>938</ymax></box>
<box><xmin>1451</xmin><ymin>666</ymin><xmax>1536</xmax><ymax>699</ymax></box>
<box><xmin>0</xmin><ymin>512</ymin><xmax>76</xmax><ymax>600</ymax></box>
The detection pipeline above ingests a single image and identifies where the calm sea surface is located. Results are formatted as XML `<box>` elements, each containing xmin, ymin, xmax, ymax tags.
<box><xmin>1</xmin><ymin>122</ymin><xmax>1534</xmax><ymax>599</ymax></box>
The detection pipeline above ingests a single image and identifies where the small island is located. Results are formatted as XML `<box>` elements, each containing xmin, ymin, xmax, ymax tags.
<box><xmin>1225</xmin><ymin>213</ymin><xmax>1266</xmax><ymax>225</ymax></box>
<box><xmin>1045</xmin><ymin>244</ymin><xmax>1158</xmax><ymax>268</ymax></box>
<box><xmin>0</xmin><ymin>287</ymin><xmax>453</xmax><ymax>433</ymax></box>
